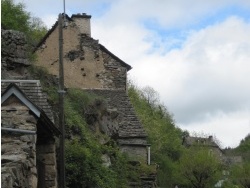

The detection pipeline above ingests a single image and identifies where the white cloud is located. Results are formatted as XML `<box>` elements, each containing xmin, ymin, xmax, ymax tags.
<box><xmin>129</xmin><ymin>17</ymin><xmax>250</xmax><ymax>147</ymax></box>
<box><xmin>182</xmin><ymin>110</ymin><xmax>250</xmax><ymax>148</ymax></box>
<box><xmin>93</xmin><ymin>14</ymin><xmax>250</xmax><ymax>147</ymax></box>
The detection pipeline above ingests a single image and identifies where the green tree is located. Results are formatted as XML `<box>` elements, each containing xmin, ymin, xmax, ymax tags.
<box><xmin>178</xmin><ymin>148</ymin><xmax>221</xmax><ymax>188</ymax></box>
<box><xmin>1</xmin><ymin>0</ymin><xmax>30</xmax><ymax>32</ymax></box>
<box><xmin>1</xmin><ymin>0</ymin><xmax>47</xmax><ymax>45</ymax></box>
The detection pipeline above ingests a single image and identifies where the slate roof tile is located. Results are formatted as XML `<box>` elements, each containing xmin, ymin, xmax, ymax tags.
<box><xmin>84</xmin><ymin>89</ymin><xmax>147</xmax><ymax>138</ymax></box>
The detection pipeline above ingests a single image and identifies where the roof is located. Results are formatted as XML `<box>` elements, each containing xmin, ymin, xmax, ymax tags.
<box><xmin>99</xmin><ymin>44</ymin><xmax>132</xmax><ymax>71</ymax></box>
<box><xmin>84</xmin><ymin>89</ymin><xmax>147</xmax><ymax>138</ymax></box>
<box><xmin>33</xmin><ymin>13</ymin><xmax>72</xmax><ymax>53</ymax></box>
<box><xmin>183</xmin><ymin>136</ymin><xmax>219</xmax><ymax>148</ymax></box>
<box><xmin>1</xmin><ymin>82</ymin><xmax>60</xmax><ymax>136</ymax></box>
<box><xmin>1</xmin><ymin>80</ymin><xmax>54</xmax><ymax>122</ymax></box>
<box><xmin>33</xmin><ymin>13</ymin><xmax>132</xmax><ymax>71</ymax></box>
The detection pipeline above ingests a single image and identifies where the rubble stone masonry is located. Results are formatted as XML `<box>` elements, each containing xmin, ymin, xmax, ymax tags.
<box><xmin>1</xmin><ymin>29</ymin><xmax>30</xmax><ymax>79</ymax></box>
<box><xmin>1</xmin><ymin>102</ymin><xmax>38</xmax><ymax>188</ymax></box>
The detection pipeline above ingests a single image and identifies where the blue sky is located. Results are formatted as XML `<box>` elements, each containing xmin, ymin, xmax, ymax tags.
<box><xmin>142</xmin><ymin>4</ymin><xmax>250</xmax><ymax>52</ymax></box>
<box><xmin>14</xmin><ymin>0</ymin><xmax>250</xmax><ymax>148</ymax></box>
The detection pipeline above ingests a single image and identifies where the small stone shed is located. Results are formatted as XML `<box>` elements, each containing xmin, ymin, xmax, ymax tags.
<box><xmin>1</xmin><ymin>80</ymin><xmax>60</xmax><ymax>188</ymax></box>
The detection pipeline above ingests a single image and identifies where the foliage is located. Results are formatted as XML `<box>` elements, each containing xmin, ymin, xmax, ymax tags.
<box><xmin>178</xmin><ymin>147</ymin><xmax>222</xmax><ymax>188</ymax></box>
<box><xmin>64</xmin><ymin>88</ymin><xmax>129</xmax><ymax>188</ymax></box>
<box><xmin>128</xmin><ymin>82</ymin><xmax>184</xmax><ymax>187</ymax></box>
<box><xmin>230</xmin><ymin>162</ymin><xmax>250</xmax><ymax>188</ymax></box>
<box><xmin>65</xmin><ymin>138</ymin><xmax>128</xmax><ymax>188</ymax></box>
<box><xmin>1</xmin><ymin>0</ymin><xmax>47</xmax><ymax>46</ymax></box>
<box><xmin>234</xmin><ymin>134</ymin><xmax>250</xmax><ymax>162</ymax></box>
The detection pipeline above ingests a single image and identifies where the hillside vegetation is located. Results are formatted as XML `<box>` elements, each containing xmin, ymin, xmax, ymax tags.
<box><xmin>128</xmin><ymin>83</ymin><xmax>184</xmax><ymax>186</ymax></box>
<box><xmin>128</xmin><ymin>83</ymin><xmax>250</xmax><ymax>187</ymax></box>
<box><xmin>234</xmin><ymin>134</ymin><xmax>250</xmax><ymax>161</ymax></box>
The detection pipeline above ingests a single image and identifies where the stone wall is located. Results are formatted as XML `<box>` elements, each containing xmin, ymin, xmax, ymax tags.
<box><xmin>120</xmin><ymin>145</ymin><xmax>148</xmax><ymax>162</ymax></box>
<box><xmin>1</xmin><ymin>102</ymin><xmax>38</xmax><ymax>188</ymax></box>
<box><xmin>100</xmin><ymin>49</ymin><xmax>127</xmax><ymax>90</ymax></box>
<box><xmin>1</xmin><ymin>29</ymin><xmax>30</xmax><ymax>79</ymax></box>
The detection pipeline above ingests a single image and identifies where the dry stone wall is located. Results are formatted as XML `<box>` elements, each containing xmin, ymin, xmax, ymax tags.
<box><xmin>1</xmin><ymin>29</ymin><xmax>30</xmax><ymax>79</ymax></box>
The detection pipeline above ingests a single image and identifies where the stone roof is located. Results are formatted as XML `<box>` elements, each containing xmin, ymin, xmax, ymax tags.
<box><xmin>1</xmin><ymin>80</ymin><xmax>54</xmax><ymax>122</ymax></box>
<box><xmin>85</xmin><ymin>89</ymin><xmax>147</xmax><ymax>138</ymax></box>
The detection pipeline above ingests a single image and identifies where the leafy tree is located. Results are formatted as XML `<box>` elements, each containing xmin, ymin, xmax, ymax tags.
<box><xmin>1</xmin><ymin>0</ymin><xmax>47</xmax><ymax>45</ymax></box>
<box><xmin>230</xmin><ymin>162</ymin><xmax>250</xmax><ymax>188</ymax></box>
<box><xmin>1</xmin><ymin>0</ymin><xmax>30</xmax><ymax>32</ymax></box>
<box><xmin>178</xmin><ymin>148</ymin><xmax>221</xmax><ymax>188</ymax></box>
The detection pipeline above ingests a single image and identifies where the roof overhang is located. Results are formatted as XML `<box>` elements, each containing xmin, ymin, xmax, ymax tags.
<box><xmin>1</xmin><ymin>83</ymin><xmax>41</xmax><ymax>117</ymax></box>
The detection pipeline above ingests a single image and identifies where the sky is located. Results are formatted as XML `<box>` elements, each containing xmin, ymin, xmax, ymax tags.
<box><xmin>14</xmin><ymin>0</ymin><xmax>250</xmax><ymax>148</ymax></box>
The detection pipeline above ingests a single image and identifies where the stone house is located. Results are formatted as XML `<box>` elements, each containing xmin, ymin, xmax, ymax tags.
<box><xmin>182</xmin><ymin>135</ymin><xmax>224</xmax><ymax>159</ymax></box>
<box><xmin>34</xmin><ymin>13</ymin><xmax>150</xmax><ymax>163</ymax></box>
<box><xmin>1</xmin><ymin>80</ymin><xmax>60</xmax><ymax>188</ymax></box>
<box><xmin>182</xmin><ymin>135</ymin><xmax>242</xmax><ymax>166</ymax></box>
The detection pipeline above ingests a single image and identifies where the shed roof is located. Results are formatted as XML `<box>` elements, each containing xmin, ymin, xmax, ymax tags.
<box><xmin>84</xmin><ymin>89</ymin><xmax>147</xmax><ymax>138</ymax></box>
<box><xmin>1</xmin><ymin>80</ymin><xmax>54</xmax><ymax>122</ymax></box>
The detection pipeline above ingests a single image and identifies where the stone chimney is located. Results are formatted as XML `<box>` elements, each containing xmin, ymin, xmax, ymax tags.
<box><xmin>208</xmin><ymin>135</ymin><xmax>213</xmax><ymax>141</ymax></box>
<box><xmin>71</xmin><ymin>13</ymin><xmax>91</xmax><ymax>37</ymax></box>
